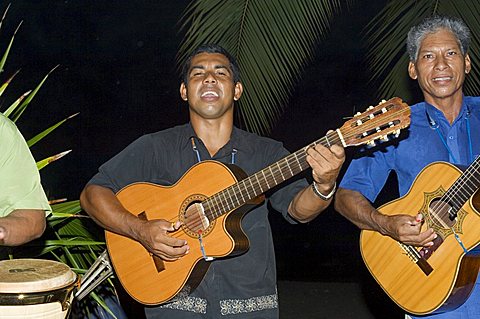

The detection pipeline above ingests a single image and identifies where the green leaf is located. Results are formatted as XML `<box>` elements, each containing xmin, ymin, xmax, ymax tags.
<box><xmin>10</xmin><ymin>65</ymin><xmax>59</xmax><ymax>122</ymax></box>
<box><xmin>36</xmin><ymin>150</ymin><xmax>72</xmax><ymax>170</ymax></box>
<box><xmin>28</xmin><ymin>113</ymin><xmax>78</xmax><ymax>147</ymax></box>
<box><xmin>0</xmin><ymin>18</ymin><xmax>20</xmax><ymax>74</ymax></box>
<box><xmin>0</xmin><ymin>69</ymin><xmax>19</xmax><ymax>99</ymax></box>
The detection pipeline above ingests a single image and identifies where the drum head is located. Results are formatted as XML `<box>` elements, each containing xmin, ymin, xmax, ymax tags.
<box><xmin>0</xmin><ymin>259</ymin><xmax>76</xmax><ymax>293</ymax></box>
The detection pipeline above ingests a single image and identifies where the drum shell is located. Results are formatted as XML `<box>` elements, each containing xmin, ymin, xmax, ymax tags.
<box><xmin>0</xmin><ymin>259</ymin><xmax>78</xmax><ymax>319</ymax></box>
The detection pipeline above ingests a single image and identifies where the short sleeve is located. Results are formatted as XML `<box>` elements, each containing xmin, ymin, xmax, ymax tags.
<box><xmin>339</xmin><ymin>145</ymin><xmax>395</xmax><ymax>202</ymax></box>
<box><xmin>0</xmin><ymin>115</ymin><xmax>51</xmax><ymax>216</ymax></box>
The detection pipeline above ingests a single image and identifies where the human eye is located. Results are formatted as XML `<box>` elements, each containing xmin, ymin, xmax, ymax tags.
<box><xmin>447</xmin><ymin>50</ymin><xmax>457</xmax><ymax>56</ymax></box>
<box><xmin>216</xmin><ymin>69</ymin><xmax>228</xmax><ymax>76</ymax></box>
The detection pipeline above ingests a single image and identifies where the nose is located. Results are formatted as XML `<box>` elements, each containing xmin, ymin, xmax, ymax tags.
<box><xmin>203</xmin><ymin>72</ymin><xmax>217</xmax><ymax>84</ymax></box>
<box><xmin>434</xmin><ymin>56</ymin><xmax>448</xmax><ymax>71</ymax></box>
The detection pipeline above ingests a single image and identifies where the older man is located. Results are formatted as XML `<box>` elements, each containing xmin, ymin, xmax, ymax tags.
<box><xmin>335</xmin><ymin>15</ymin><xmax>480</xmax><ymax>319</ymax></box>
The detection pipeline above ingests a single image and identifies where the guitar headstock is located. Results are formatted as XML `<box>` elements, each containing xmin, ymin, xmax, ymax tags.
<box><xmin>339</xmin><ymin>97</ymin><xmax>411</xmax><ymax>147</ymax></box>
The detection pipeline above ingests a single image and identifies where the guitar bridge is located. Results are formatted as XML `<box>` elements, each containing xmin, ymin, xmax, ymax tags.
<box><xmin>399</xmin><ymin>242</ymin><xmax>433</xmax><ymax>276</ymax></box>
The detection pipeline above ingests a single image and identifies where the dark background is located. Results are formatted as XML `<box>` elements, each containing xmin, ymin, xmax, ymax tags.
<box><xmin>4</xmin><ymin>1</ymin><xmax>409</xmax><ymax>316</ymax></box>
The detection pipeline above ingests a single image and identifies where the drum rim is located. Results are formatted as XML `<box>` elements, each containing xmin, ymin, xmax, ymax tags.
<box><xmin>0</xmin><ymin>276</ymin><xmax>79</xmax><ymax>311</ymax></box>
<box><xmin>0</xmin><ymin>258</ymin><xmax>77</xmax><ymax>293</ymax></box>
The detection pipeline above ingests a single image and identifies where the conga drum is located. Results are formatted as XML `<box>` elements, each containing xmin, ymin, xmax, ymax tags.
<box><xmin>0</xmin><ymin>259</ymin><xmax>78</xmax><ymax>319</ymax></box>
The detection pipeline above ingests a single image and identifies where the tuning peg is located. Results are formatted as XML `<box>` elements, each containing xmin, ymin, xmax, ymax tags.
<box><xmin>394</xmin><ymin>129</ymin><xmax>401</xmax><ymax>137</ymax></box>
<box><xmin>381</xmin><ymin>135</ymin><xmax>389</xmax><ymax>141</ymax></box>
<box><xmin>366</xmin><ymin>140</ymin><xmax>376</xmax><ymax>147</ymax></box>
<box><xmin>354</xmin><ymin>111</ymin><xmax>362</xmax><ymax>117</ymax></box>
<box><xmin>380</xmin><ymin>99</ymin><xmax>386</xmax><ymax>104</ymax></box>
<box><xmin>367</xmin><ymin>105</ymin><xmax>374</xmax><ymax>110</ymax></box>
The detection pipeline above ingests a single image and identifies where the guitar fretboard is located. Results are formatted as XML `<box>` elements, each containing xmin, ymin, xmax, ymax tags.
<box><xmin>202</xmin><ymin>131</ymin><xmax>341</xmax><ymax>220</ymax></box>
<box><xmin>443</xmin><ymin>156</ymin><xmax>480</xmax><ymax>212</ymax></box>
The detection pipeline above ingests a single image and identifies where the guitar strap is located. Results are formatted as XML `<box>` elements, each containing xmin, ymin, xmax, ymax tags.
<box><xmin>426</xmin><ymin>105</ymin><xmax>474</xmax><ymax>253</ymax></box>
<box><xmin>190</xmin><ymin>137</ymin><xmax>237</xmax><ymax>261</ymax></box>
<box><xmin>190</xmin><ymin>137</ymin><xmax>237</xmax><ymax>164</ymax></box>
<box><xmin>426</xmin><ymin>104</ymin><xmax>473</xmax><ymax>164</ymax></box>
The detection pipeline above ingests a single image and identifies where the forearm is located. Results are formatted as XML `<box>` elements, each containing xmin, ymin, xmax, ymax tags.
<box><xmin>334</xmin><ymin>187</ymin><xmax>389</xmax><ymax>234</ymax></box>
<box><xmin>80</xmin><ymin>184</ymin><xmax>145</xmax><ymax>241</ymax></box>
<box><xmin>288</xmin><ymin>182</ymin><xmax>334</xmax><ymax>223</ymax></box>
<box><xmin>0</xmin><ymin>209</ymin><xmax>46</xmax><ymax>246</ymax></box>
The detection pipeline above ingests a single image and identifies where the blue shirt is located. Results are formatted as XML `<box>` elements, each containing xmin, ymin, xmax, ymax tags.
<box><xmin>340</xmin><ymin>96</ymin><xmax>480</xmax><ymax>318</ymax></box>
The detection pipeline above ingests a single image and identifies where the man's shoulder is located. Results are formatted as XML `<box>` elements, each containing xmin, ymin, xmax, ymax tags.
<box><xmin>464</xmin><ymin>96</ymin><xmax>480</xmax><ymax>109</ymax></box>
<box><xmin>233</xmin><ymin>127</ymin><xmax>284</xmax><ymax>149</ymax></box>
<box><xmin>144</xmin><ymin>123</ymin><xmax>191</xmax><ymax>142</ymax></box>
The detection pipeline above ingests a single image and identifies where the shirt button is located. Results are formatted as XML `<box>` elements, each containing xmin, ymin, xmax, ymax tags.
<box><xmin>448</xmin><ymin>136</ymin><xmax>454</xmax><ymax>140</ymax></box>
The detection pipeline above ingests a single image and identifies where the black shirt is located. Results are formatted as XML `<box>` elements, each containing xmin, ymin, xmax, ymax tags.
<box><xmin>89</xmin><ymin>123</ymin><xmax>308</xmax><ymax>318</ymax></box>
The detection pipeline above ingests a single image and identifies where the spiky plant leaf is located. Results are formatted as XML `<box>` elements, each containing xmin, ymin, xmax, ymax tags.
<box><xmin>36</xmin><ymin>150</ymin><xmax>72</xmax><ymax>170</ymax></box>
<box><xmin>178</xmin><ymin>0</ymin><xmax>353</xmax><ymax>135</ymax></box>
<box><xmin>0</xmin><ymin>69</ymin><xmax>19</xmax><ymax>98</ymax></box>
<box><xmin>10</xmin><ymin>65</ymin><xmax>58</xmax><ymax>122</ymax></box>
<box><xmin>28</xmin><ymin>113</ymin><xmax>78</xmax><ymax>147</ymax></box>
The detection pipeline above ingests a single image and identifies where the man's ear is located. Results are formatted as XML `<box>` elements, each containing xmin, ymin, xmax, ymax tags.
<box><xmin>408</xmin><ymin>61</ymin><xmax>417</xmax><ymax>80</ymax></box>
<box><xmin>233</xmin><ymin>82</ymin><xmax>243</xmax><ymax>101</ymax></box>
<box><xmin>465</xmin><ymin>53</ymin><xmax>472</xmax><ymax>74</ymax></box>
<box><xmin>180</xmin><ymin>82</ymin><xmax>188</xmax><ymax>101</ymax></box>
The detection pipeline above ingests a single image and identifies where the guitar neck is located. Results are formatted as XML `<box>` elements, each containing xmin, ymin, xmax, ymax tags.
<box><xmin>203</xmin><ymin>130</ymin><xmax>341</xmax><ymax>219</ymax></box>
<box><xmin>444</xmin><ymin>156</ymin><xmax>480</xmax><ymax>211</ymax></box>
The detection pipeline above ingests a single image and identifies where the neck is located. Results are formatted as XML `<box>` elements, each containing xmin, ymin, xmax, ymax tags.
<box><xmin>425</xmin><ymin>94</ymin><xmax>463</xmax><ymax>124</ymax></box>
<box><xmin>191</xmin><ymin>116</ymin><xmax>233</xmax><ymax>157</ymax></box>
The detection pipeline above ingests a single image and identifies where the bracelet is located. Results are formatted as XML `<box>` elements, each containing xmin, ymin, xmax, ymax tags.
<box><xmin>311</xmin><ymin>181</ymin><xmax>336</xmax><ymax>201</ymax></box>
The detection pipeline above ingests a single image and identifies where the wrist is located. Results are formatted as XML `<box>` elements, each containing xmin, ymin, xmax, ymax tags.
<box><xmin>311</xmin><ymin>181</ymin><xmax>336</xmax><ymax>201</ymax></box>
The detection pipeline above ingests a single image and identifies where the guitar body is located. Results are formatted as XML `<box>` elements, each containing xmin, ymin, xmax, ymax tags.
<box><xmin>106</xmin><ymin>160</ymin><xmax>262</xmax><ymax>305</ymax></box>
<box><xmin>360</xmin><ymin>161</ymin><xmax>480</xmax><ymax>315</ymax></box>
<box><xmin>101</xmin><ymin>98</ymin><xmax>411</xmax><ymax>305</ymax></box>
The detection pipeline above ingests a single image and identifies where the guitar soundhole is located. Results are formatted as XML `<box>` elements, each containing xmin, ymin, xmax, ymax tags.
<box><xmin>179</xmin><ymin>194</ymin><xmax>216</xmax><ymax>238</ymax></box>
<box><xmin>428</xmin><ymin>198</ymin><xmax>456</xmax><ymax>228</ymax></box>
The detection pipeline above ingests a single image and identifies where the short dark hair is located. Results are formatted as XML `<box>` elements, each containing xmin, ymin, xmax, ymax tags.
<box><xmin>181</xmin><ymin>44</ymin><xmax>241</xmax><ymax>84</ymax></box>
<box><xmin>407</xmin><ymin>15</ymin><xmax>471</xmax><ymax>62</ymax></box>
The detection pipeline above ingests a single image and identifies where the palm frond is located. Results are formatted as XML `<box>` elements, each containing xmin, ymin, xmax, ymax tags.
<box><xmin>365</xmin><ymin>0</ymin><xmax>480</xmax><ymax>103</ymax></box>
<box><xmin>178</xmin><ymin>0</ymin><xmax>352</xmax><ymax>135</ymax></box>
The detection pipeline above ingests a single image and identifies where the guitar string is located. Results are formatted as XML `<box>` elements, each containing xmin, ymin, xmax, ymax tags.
<box><xmin>402</xmin><ymin>157</ymin><xmax>480</xmax><ymax>259</ymax></box>
<box><xmin>428</xmin><ymin>157</ymin><xmax>480</xmax><ymax>224</ymax></box>
<box><xmin>167</xmin><ymin>107</ymin><xmax>410</xmax><ymax>236</ymax></box>
<box><xmin>166</xmin><ymin>107</ymin><xmax>409</xmax><ymax>236</ymax></box>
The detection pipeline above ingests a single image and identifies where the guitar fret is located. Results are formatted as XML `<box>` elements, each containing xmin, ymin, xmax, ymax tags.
<box><xmin>269</xmin><ymin>166</ymin><xmax>278</xmax><ymax>185</ymax></box>
<box><xmin>277</xmin><ymin>161</ymin><xmax>286</xmax><ymax>181</ymax></box>
<box><xmin>230</xmin><ymin>187</ymin><xmax>241</xmax><ymax>207</ymax></box>
<box><xmin>225</xmin><ymin>188</ymin><xmax>235</xmax><ymax>210</ymax></box>
<box><xmin>221</xmin><ymin>191</ymin><xmax>230</xmax><ymax>212</ymax></box>
<box><xmin>293</xmin><ymin>152</ymin><xmax>302</xmax><ymax>172</ymax></box>
<box><xmin>248</xmin><ymin>177</ymin><xmax>257</xmax><ymax>197</ymax></box>
<box><xmin>255</xmin><ymin>174</ymin><xmax>264</xmax><ymax>193</ymax></box>
<box><xmin>238</xmin><ymin>181</ymin><xmax>246</xmax><ymax>203</ymax></box>
<box><xmin>261</xmin><ymin>170</ymin><xmax>270</xmax><ymax>189</ymax></box>
<box><xmin>286</xmin><ymin>158</ymin><xmax>294</xmax><ymax>176</ymax></box>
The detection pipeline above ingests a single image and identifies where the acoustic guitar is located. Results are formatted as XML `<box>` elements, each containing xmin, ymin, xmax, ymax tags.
<box><xmin>360</xmin><ymin>157</ymin><xmax>480</xmax><ymax>315</ymax></box>
<box><xmin>106</xmin><ymin>97</ymin><xmax>410</xmax><ymax>305</ymax></box>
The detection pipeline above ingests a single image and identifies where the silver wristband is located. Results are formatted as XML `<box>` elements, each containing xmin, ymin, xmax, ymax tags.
<box><xmin>311</xmin><ymin>181</ymin><xmax>336</xmax><ymax>201</ymax></box>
